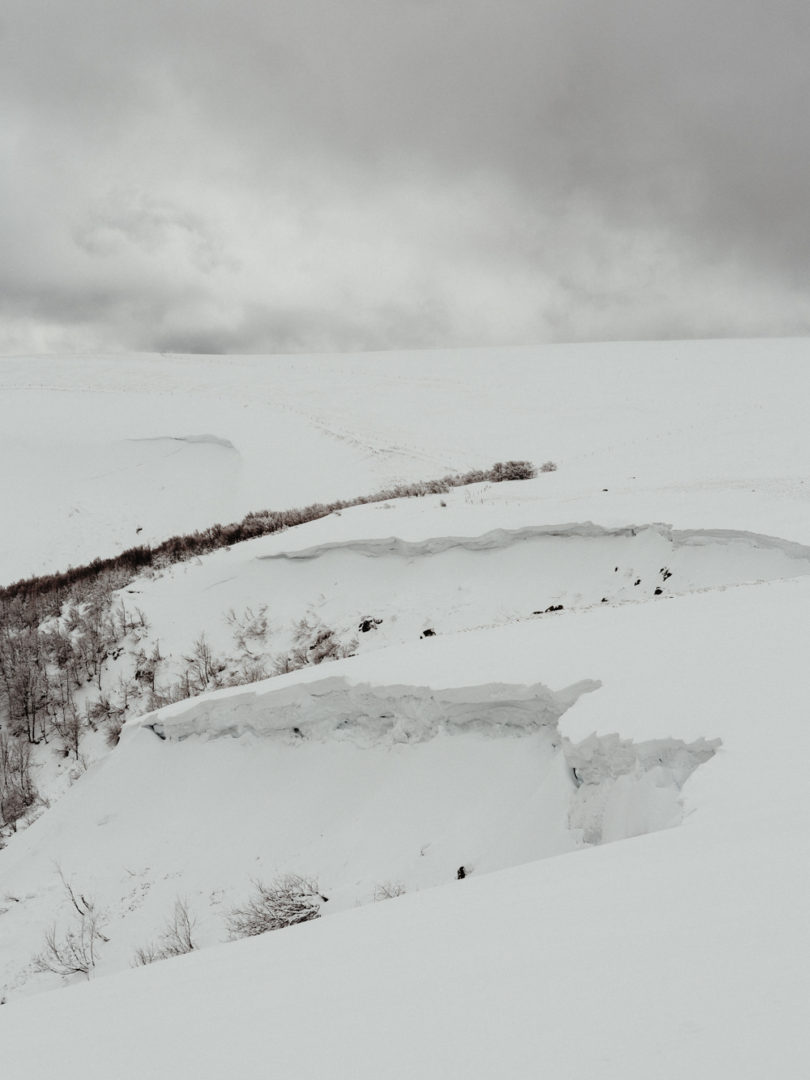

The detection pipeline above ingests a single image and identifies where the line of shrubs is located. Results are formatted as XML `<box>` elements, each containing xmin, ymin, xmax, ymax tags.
<box><xmin>0</xmin><ymin>460</ymin><xmax>539</xmax><ymax>607</ymax></box>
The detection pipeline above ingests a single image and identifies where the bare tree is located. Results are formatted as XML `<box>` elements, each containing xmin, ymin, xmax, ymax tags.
<box><xmin>33</xmin><ymin>869</ymin><xmax>108</xmax><ymax>978</ymax></box>
<box><xmin>0</xmin><ymin>732</ymin><xmax>36</xmax><ymax>832</ymax></box>
<box><xmin>48</xmin><ymin>671</ymin><xmax>83</xmax><ymax>759</ymax></box>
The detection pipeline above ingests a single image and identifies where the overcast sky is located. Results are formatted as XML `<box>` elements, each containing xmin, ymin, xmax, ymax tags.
<box><xmin>3</xmin><ymin>1</ymin><xmax>810</xmax><ymax>354</ymax></box>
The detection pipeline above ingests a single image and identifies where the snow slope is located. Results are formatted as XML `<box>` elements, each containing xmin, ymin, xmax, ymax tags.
<box><xmin>123</xmin><ymin>515</ymin><xmax>810</xmax><ymax>667</ymax></box>
<box><xmin>6</xmin><ymin>337</ymin><xmax>810</xmax><ymax>581</ymax></box>
<box><xmin>3</xmin><ymin>572</ymin><xmax>809</xmax><ymax>1076</ymax></box>
<box><xmin>2</xmin><ymin>340</ymin><xmax>810</xmax><ymax>1078</ymax></box>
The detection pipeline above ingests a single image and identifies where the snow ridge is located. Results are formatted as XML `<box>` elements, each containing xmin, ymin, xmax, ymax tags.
<box><xmin>260</xmin><ymin>522</ymin><xmax>810</xmax><ymax>563</ymax></box>
<box><xmin>137</xmin><ymin>673</ymin><xmax>719</xmax><ymax>848</ymax></box>
<box><xmin>140</xmin><ymin>674</ymin><xmax>602</xmax><ymax>747</ymax></box>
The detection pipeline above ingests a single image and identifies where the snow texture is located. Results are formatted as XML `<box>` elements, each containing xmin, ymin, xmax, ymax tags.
<box><xmin>2</xmin><ymin>341</ymin><xmax>809</xmax><ymax>1080</ymax></box>
<box><xmin>141</xmin><ymin>674</ymin><xmax>600</xmax><ymax>745</ymax></box>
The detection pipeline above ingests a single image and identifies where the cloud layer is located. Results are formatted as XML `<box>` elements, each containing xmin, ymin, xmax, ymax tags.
<box><xmin>4</xmin><ymin>0</ymin><xmax>810</xmax><ymax>352</ymax></box>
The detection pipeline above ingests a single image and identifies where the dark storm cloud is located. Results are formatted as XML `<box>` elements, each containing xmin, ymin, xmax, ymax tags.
<box><xmin>3</xmin><ymin>0</ymin><xmax>810</xmax><ymax>352</ymax></box>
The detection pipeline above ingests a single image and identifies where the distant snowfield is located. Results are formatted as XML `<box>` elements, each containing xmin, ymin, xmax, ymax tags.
<box><xmin>2</xmin><ymin>341</ymin><xmax>810</xmax><ymax>1079</ymax></box>
<box><xmin>5</xmin><ymin>338</ymin><xmax>810</xmax><ymax>581</ymax></box>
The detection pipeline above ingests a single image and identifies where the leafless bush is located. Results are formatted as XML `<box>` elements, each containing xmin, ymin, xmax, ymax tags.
<box><xmin>104</xmin><ymin>713</ymin><xmax>125</xmax><ymax>748</ymax></box>
<box><xmin>490</xmin><ymin>460</ymin><xmax>537</xmax><ymax>481</ymax></box>
<box><xmin>184</xmin><ymin>633</ymin><xmax>225</xmax><ymax>694</ymax></box>
<box><xmin>273</xmin><ymin>617</ymin><xmax>356</xmax><ymax>675</ymax></box>
<box><xmin>224</xmin><ymin>658</ymin><xmax>269</xmax><ymax>687</ymax></box>
<box><xmin>372</xmin><ymin>880</ymin><xmax>407</xmax><ymax>902</ymax></box>
<box><xmin>226</xmin><ymin>605</ymin><xmax>269</xmax><ymax>656</ymax></box>
<box><xmin>33</xmin><ymin>869</ymin><xmax>108</xmax><ymax>978</ymax></box>
<box><xmin>133</xmin><ymin>898</ymin><xmax>197</xmax><ymax>966</ymax></box>
<box><xmin>226</xmin><ymin>874</ymin><xmax>326</xmax><ymax>939</ymax></box>
<box><xmin>540</xmin><ymin>460</ymin><xmax>558</xmax><ymax>473</ymax></box>
<box><xmin>134</xmin><ymin>641</ymin><xmax>163</xmax><ymax>692</ymax></box>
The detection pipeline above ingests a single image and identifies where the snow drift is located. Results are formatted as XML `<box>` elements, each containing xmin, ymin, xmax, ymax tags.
<box><xmin>0</xmin><ymin>670</ymin><xmax>718</xmax><ymax>1001</ymax></box>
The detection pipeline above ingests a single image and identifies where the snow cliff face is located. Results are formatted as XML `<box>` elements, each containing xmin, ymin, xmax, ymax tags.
<box><xmin>140</xmin><ymin>675</ymin><xmax>599</xmax><ymax>744</ymax></box>
<box><xmin>140</xmin><ymin>672</ymin><xmax>718</xmax><ymax>849</ymax></box>
<box><xmin>0</xmin><ymin>671</ymin><xmax>718</xmax><ymax>1000</ymax></box>
<box><xmin>565</xmin><ymin>733</ymin><xmax>720</xmax><ymax>844</ymax></box>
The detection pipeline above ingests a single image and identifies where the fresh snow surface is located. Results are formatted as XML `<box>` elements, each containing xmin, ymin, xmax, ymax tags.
<box><xmin>2</xmin><ymin>340</ymin><xmax>810</xmax><ymax>1079</ymax></box>
<box><xmin>5</xmin><ymin>337</ymin><xmax>810</xmax><ymax>581</ymax></box>
<box><xmin>123</xmin><ymin>518</ymin><xmax>810</xmax><ymax>666</ymax></box>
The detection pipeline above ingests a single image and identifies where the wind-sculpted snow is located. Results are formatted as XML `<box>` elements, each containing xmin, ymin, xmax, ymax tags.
<box><xmin>262</xmin><ymin>521</ymin><xmax>810</xmax><ymax>571</ymax></box>
<box><xmin>566</xmin><ymin>733</ymin><xmax>721</xmax><ymax>845</ymax></box>
<box><xmin>260</xmin><ymin>524</ymin><xmax>637</xmax><ymax>560</ymax></box>
<box><xmin>138</xmin><ymin>674</ymin><xmax>602</xmax><ymax>746</ymax></box>
<box><xmin>136</xmin><ymin>673</ymin><xmax>719</xmax><ymax>855</ymax></box>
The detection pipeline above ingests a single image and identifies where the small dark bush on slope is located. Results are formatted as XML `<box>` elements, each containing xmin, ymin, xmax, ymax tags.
<box><xmin>489</xmin><ymin>460</ymin><xmax>537</xmax><ymax>481</ymax></box>
<box><xmin>226</xmin><ymin>875</ymin><xmax>326</xmax><ymax>939</ymax></box>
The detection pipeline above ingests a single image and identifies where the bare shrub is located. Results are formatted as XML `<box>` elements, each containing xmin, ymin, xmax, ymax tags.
<box><xmin>33</xmin><ymin>869</ymin><xmax>108</xmax><ymax>978</ymax></box>
<box><xmin>226</xmin><ymin>605</ymin><xmax>269</xmax><ymax>656</ymax></box>
<box><xmin>224</xmin><ymin>658</ymin><xmax>269</xmax><ymax>687</ymax></box>
<box><xmin>372</xmin><ymin>880</ymin><xmax>407</xmax><ymax>902</ymax></box>
<box><xmin>226</xmin><ymin>874</ymin><xmax>326</xmax><ymax>939</ymax></box>
<box><xmin>133</xmin><ymin>898</ymin><xmax>197</xmax><ymax>966</ymax></box>
<box><xmin>184</xmin><ymin>633</ymin><xmax>225</xmax><ymax>694</ymax></box>
<box><xmin>489</xmin><ymin>460</ymin><xmax>537</xmax><ymax>481</ymax></box>
<box><xmin>134</xmin><ymin>641</ymin><xmax>163</xmax><ymax>693</ymax></box>
<box><xmin>104</xmin><ymin>713</ymin><xmax>125</xmax><ymax>748</ymax></box>
<box><xmin>273</xmin><ymin>617</ymin><xmax>356</xmax><ymax>675</ymax></box>
<box><xmin>540</xmin><ymin>460</ymin><xmax>558</xmax><ymax>473</ymax></box>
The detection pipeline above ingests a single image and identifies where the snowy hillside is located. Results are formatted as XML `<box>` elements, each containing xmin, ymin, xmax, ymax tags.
<box><xmin>1</xmin><ymin>341</ymin><xmax>810</xmax><ymax>1079</ymax></box>
<box><xmin>5</xmin><ymin>338</ymin><xmax>810</xmax><ymax>582</ymax></box>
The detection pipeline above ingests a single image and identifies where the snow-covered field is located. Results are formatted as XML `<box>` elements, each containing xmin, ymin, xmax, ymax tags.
<box><xmin>1</xmin><ymin>340</ymin><xmax>809</xmax><ymax>1078</ymax></box>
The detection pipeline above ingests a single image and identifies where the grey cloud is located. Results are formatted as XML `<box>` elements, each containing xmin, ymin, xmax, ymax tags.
<box><xmin>72</xmin><ymin>193</ymin><xmax>230</xmax><ymax>274</ymax></box>
<box><xmin>3</xmin><ymin>0</ymin><xmax>810</xmax><ymax>352</ymax></box>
